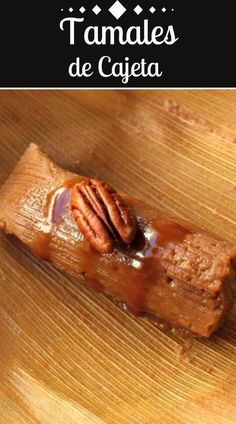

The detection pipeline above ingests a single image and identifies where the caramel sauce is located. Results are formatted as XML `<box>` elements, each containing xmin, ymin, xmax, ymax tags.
<box><xmin>84</xmin><ymin>275</ymin><xmax>103</xmax><ymax>293</ymax></box>
<box><xmin>64</xmin><ymin>178</ymin><xmax>82</xmax><ymax>189</ymax></box>
<box><xmin>52</xmin><ymin>189</ymin><xmax>71</xmax><ymax>225</ymax></box>
<box><xmin>144</xmin><ymin>220</ymin><xmax>190</xmax><ymax>253</ymax></box>
<box><xmin>30</xmin><ymin>184</ymin><xmax>75</xmax><ymax>261</ymax></box>
<box><xmin>78</xmin><ymin>245</ymin><xmax>104</xmax><ymax>292</ymax></box>
<box><xmin>30</xmin><ymin>179</ymin><xmax>190</xmax><ymax>318</ymax></box>
<box><xmin>125</xmin><ymin>220</ymin><xmax>190</xmax><ymax>313</ymax></box>
<box><xmin>29</xmin><ymin>231</ymin><xmax>52</xmax><ymax>260</ymax></box>
<box><xmin>125</xmin><ymin>257</ymin><xmax>165</xmax><ymax>313</ymax></box>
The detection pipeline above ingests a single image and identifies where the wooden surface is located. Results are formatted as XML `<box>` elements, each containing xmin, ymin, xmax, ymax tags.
<box><xmin>1</xmin><ymin>90</ymin><xmax>236</xmax><ymax>424</ymax></box>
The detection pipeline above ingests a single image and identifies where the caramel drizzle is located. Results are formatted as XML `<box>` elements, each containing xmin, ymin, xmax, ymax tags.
<box><xmin>122</xmin><ymin>221</ymin><xmax>190</xmax><ymax>312</ymax></box>
<box><xmin>30</xmin><ymin>179</ymin><xmax>191</xmax><ymax>315</ymax></box>
<box><xmin>30</xmin><ymin>185</ymin><xmax>75</xmax><ymax>260</ymax></box>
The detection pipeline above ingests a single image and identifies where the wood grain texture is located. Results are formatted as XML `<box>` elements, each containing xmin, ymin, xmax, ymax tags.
<box><xmin>0</xmin><ymin>90</ymin><xmax>236</xmax><ymax>424</ymax></box>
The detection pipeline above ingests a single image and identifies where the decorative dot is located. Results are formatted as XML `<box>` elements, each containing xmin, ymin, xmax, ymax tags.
<box><xmin>109</xmin><ymin>1</ymin><xmax>126</xmax><ymax>20</ymax></box>
<box><xmin>80</xmin><ymin>6</ymin><xmax>86</xmax><ymax>13</ymax></box>
<box><xmin>161</xmin><ymin>7</ymin><xmax>166</xmax><ymax>13</ymax></box>
<box><xmin>69</xmin><ymin>7</ymin><xmax>73</xmax><ymax>13</ymax></box>
<box><xmin>172</xmin><ymin>8</ymin><xmax>174</xmax><ymax>11</ymax></box>
<box><xmin>134</xmin><ymin>5</ymin><xmax>143</xmax><ymax>15</ymax></box>
<box><xmin>61</xmin><ymin>9</ymin><xmax>64</xmax><ymax>11</ymax></box>
<box><xmin>149</xmin><ymin>7</ymin><xmax>156</xmax><ymax>14</ymax></box>
<box><xmin>92</xmin><ymin>5</ymin><xmax>101</xmax><ymax>15</ymax></box>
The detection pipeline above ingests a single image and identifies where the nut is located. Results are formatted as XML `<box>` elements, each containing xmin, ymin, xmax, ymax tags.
<box><xmin>71</xmin><ymin>178</ymin><xmax>137</xmax><ymax>253</ymax></box>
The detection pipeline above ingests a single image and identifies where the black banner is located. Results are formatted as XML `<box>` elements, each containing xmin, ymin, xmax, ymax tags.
<box><xmin>0</xmin><ymin>1</ymin><xmax>235</xmax><ymax>87</ymax></box>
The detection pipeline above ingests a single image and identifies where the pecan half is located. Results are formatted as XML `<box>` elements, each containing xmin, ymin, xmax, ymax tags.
<box><xmin>70</xmin><ymin>178</ymin><xmax>137</xmax><ymax>253</ymax></box>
